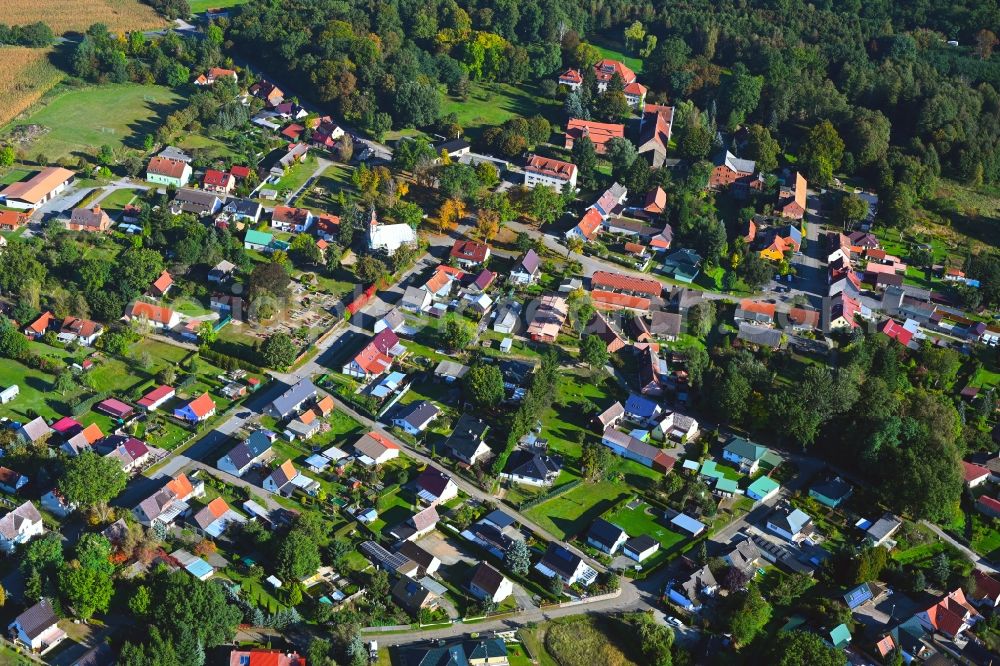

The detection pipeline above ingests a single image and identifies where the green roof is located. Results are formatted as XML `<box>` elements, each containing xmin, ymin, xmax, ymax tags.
<box><xmin>829</xmin><ymin>623</ymin><xmax>851</xmax><ymax>649</ymax></box>
<box><xmin>700</xmin><ymin>460</ymin><xmax>723</xmax><ymax>479</ymax></box>
<box><xmin>760</xmin><ymin>450</ymin><xmax>783</xmax><ymax>468</ymax></box>
<box><xmin>715</xmin><ymin>477</ymin><xmax>740</xmax><ymax>493</ymax></box>
<box><xmin>724</xmin><ymin>436</ymin><xmax>767</xmax><ymax>462</ymax></box>
<box><xmin>245</xmin><ymin>229</ymin><xmax>273</xmax><ymax>245</ymax></box>
<box><xmin>747</xmin><ymin>476</ymin><xmax>780</xmax><ymax>497</ymax></box>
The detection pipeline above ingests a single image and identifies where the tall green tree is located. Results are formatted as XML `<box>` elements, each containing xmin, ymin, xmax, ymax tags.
<box><xmin>800</xmin><ymin>120</ymin><xmax>844</xmax><ymax>186</ymax></box>
<box><xmin>464</xmin><ymin>364</ymin><xmax>505</xmax><ymax>409</ymax></box>
<box><xmin>58</xmin><ymin>452</ymin><xmax>127</xmax><ymax>508</ymax></box>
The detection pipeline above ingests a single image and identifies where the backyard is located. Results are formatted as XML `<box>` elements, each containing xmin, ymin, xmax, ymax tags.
<box><xmin>296</xmin><ymin>163</ymin><xmax>356</xmax><ymax>213</ymax></box>
<box><xmin>439</xmin><ymin>82</ymin><xmax>560</xmax><ymax>143</ymax></box>
<box><xmin>523</xmin><ymin>480</ymin><xmax>631</xmax><ymax>542</ymax></box>
<box><xmin>604</xmin><ymin>499</ymin><xmax>687</xmax><ymax>566</ymax></box>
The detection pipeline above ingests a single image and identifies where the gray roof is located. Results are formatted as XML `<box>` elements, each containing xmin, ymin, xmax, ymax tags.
<box><xmin>587</xmin><ymin>518</ymin><xmax>626</xmax><ymax>549</ymax></box>
<box><xmin>726</xmin><ymin>538</ymin><xmax>761</xmax><ymax>570</ymax></box>
<box><xmin>769</xmin><ymin>507</ymin><xmax>812</xmax><ymax>536</ymax></box>
<box><xmin>270</xmin><ymin>379</ymin><xmax>317</xmax><ymax>418</ymax></box>
<box><xmin>503</xmin><ymin>449</ymin><xmax>562</xmax><ymax>482</ymax></box>
<box><xmin>210</xmin><ymin>259</ymin><xmax>236</xmax><ymax>275</ymax></box>
<box><xmin>224</xmin><ymin>198</ymin><xmax>261</xmax><ymax>217</ymax></box>
<box><xmin>395</xmin><ymin>400</ymin><xmax>440</xmax><ymax>430</ymax></box>
<box><xmin>650</xmin><ymin>311</ymin><xmax>682</xmax><ymax>337</ymax></box>
<box><xmin>10</xmin><ymin>598</ymin><xmax>58</xmax><ymax>640</ymax></box>
<box><xmin>679</xmin><ymin>564</ymin><xmax>718</xmax><ymax>602</ymax></box>
<box><xmin>866</xmin><ymin>514</ymin><xmax>901</xmax><ymax>542</ymax></box>
<box><xmin>401</xmin><ymin>285</ymin><xmax>429</xmax><ymax>308</ymax></box>
<box><xmin>360</xmin><ymin>540</ymin><xmax>416</xmax><ymax>575</ymax></box>
<box><xmin>434</xmin><ymin>360</ymin><xmax>469</xmax><ymax>379</ymax></box>
<box><xmin>595</xmin><ymin>401</ymin><xmax>625</xmax><ymax>428</ymax></box>
<box><xmin>172</xmin><ymin>188</ymin><xmax>220</xmax><ymax>212</ymax></box>
<box><xmin>223</xmin><ymin>430</ymin><xmax>273</xmax><ymax>470</ymax></box>
<box><xmin>737</xmin><ymin>322</ymin><xmax>782</xmax><ymax>348</ymax></box>
<box><xmin>379</xmin><ymin>308</ymin><xmax>405</xmax><ymax>330</ymax></box>
<box><xmin>396</xmin><ymin>541</ymin><xmax>438</xmax><ymax>572</ymax></box>
<box><xmin>0</xmin><ymin>500</ymin><xmax>41</xmax><ymax>540</ymax></box>
<box><xmin>719</xmin><ymin>150</ymin><xmax>756</xmax><ymax>174</ymax></box>
<box><xmin>19</xmin><ymin>416</ymin><xmax>51</xmax><ymax>442</ymax></box>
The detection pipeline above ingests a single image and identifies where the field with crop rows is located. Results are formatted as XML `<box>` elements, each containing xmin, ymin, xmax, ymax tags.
<box><xmin>0</xmin><ymin>0</ymin><xmax>167</xmax><ymax>35</ymax></box>
<box><xmin>0</xmin><ymin>47</ymin><xmax>64</xmax><ymax>128</ymax></box>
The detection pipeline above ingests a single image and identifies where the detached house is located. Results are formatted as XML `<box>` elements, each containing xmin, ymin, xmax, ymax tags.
<box><xmin>146</xmin><ymin>156</ymin><xmax>192</xmax><ymax>187</ymax></box>
<box><xmin>0</xmin><ymin>466</ymin><xmax>28</xmax><ymax>494</ymax></box>
<box><xmin>203</xmin><ymin>169</ymin><xmax>236</xmax><ymax>194</ymax></box>
<box><xmin>0</xmin><ymin>500</ymin><xmax>44</xmax><ymax>553</ymax></box>
<box><xmin>389</xmin><ymin>505</ymin><xmax>440</xmax><ymax>542</ymax></box>
<box><xmin>191</xmin><ymin>497</ymin><xmax>245</xmax><ymax>538</ymax></box>
<box><xmin>133</xmin><ymin>473</ymin><xmax>203</xmax><ymax>527</ymax></box>
<box><xmin>23</xmin><ymin>311</ymin><xmax>54</xmax><ymax>339</ymax></box>
<box><xmin>392</xmin><ymin>400</ymin><xmax>440</xmax><ymax>435</ymax></box>
<box><xmin>469</xmin><ymin>562</ymin><xmax>514</xmax><ymax>604</ymax></box>
<box><xmin>450</xmin><ymin>239</ymin><xmax>491</xmax><ymax>268</ymax></box>
<box><xmin>343</xmin><ymin>329</ymin><xmax>403</xmax><ymax>379</ymax></box>
<box><xmin>723</xmin><ymin>437</ymin><xmax>777</xmax><ymax>474</ymax></box>
<box><xmin>264</xmin><ymin>460</ymin><xmax>318</xmax><ymax>496</ymax></box>
<box><xmin>917</xmin><ymin>588</ymin><xmax>981</xmax><ymax>639</ymax></box>
<box><xmin>500</xmin><ymin>449</ymin><xmax>562</xmax><ymax>486</ymax></box>
<box><xmin>511</xmin><ymin>249</ymin><xmax>541</xmax><ymax>285</ymax></box>
<box><xmin>446</xmin><ymin>414</ymin><xmax>491</xmax><ymax>465</ymax></box>
<box><xmin>637</xmin><ymin>104</ymin><xmax>674</xmax><ymax>167</ymax></box>
<box><xmin>217</xmin><ymin>430</ymin><xmax>274</xmax><ymax>477</ymax></box>
<box><xmin>536</xmin><ymin>544</ymin><xmax>596</xmax><ymax>587</ymax></box>
<box><xmin>68</xmin><ymin>205</ymin><xmax>112</xmax><ymax>232</ymax></box>
<box><xmin>766</xmin><ymin>506</ymin><xmax>814</xmax><ymax>542</ymax></box>
<box><xmin>415</xmin><ymin>467</ymin><xmax>459</xmax><ymax>505</ymax></box>
<box><xmin>777</xmin><ymin>172</ymin><xmax>808</xmax><ymax>220</ymax></box>
<box><xmin>17</xmin><ymin>417</ymin><xmax>51</xmax><ymax>446</ymax></box>
<box><xmin>174</xmin><ymin>393</ymin><xmax>217</xmax><ymax>423</ymax></box>
<box><xmin>271</xmin><ymin>206</ymin><xmax>314</xmax><ymax>233</ymax></box>
<box><xmin>668</xmin><ymin>565</ymin><xmax>718</xmax><ymax>612</ymax></box>
<box><xmin>58</xmin><ymin>316</ymin><xmax>103</xmax><ymax>346</ymax></box>
<box><xmin>8</xmin><ymin>599</ymin><xmax>65</xmax><ymax>654</ymax></box>
<box><xmin>353</xmin><ymin>431</ymin><xmax>400</xmax><ymax>465</ymax></box>
<box><xmin>124</xmin><ymin>301</ymin><xmax>180</xmax><ymax>330</ymax></box>
<box><xmin>586</xmin><ymin>518</ymin><xmax>628</xmax><ymax>555</ymax></box>
<box><xmin>148</xmin><ymin>270</ymin><xmax>173</xmax><ymax>298</ymax></box>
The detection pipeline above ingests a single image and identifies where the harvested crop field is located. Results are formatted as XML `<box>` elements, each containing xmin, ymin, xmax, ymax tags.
<box><xmin>0</xmin><ymin>0</ymin><xmax>168</xmax><ymax>35</ymax></box>
<box><xmin>0</xmin><ymin>47</ymin><xmax>63</xmax><ymax>128</ymax></box>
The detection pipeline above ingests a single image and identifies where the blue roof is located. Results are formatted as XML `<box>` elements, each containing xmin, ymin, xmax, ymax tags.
<box><xmin>185</xmin><ymin>558</ymin><xmax>213</xmax><ymax>578</ymax></box>
<box><xmin>670</xmin><ymin>513</ymin><xmax>705</xmax><ymax>535</ymax></box>
<box><xmin>843</xmin><ymin>582</ymin><xmax>873</xmax><ymax>609</ymax></box>
<box><xmin>624</xmin><ymin>394</ymin><xmax>659</xmax><ymax>418</ymax></box>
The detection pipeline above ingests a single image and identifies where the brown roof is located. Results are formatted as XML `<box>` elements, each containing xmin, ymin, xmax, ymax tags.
<box><xmin>60</xmin><ymin>316</ymin><xmax>102</xmax><ymax>338</ymax></box>
<box><xmin>0</xmin><ymin>167</ymin><xmax>74</xmax><ymax>205</ymax></box>
<box><xmin>470</xmin><ymin>561</ymin><xmax>508</xmax><ymax>595</ymax></box>
<box><xmin>525</xmin><ymin>154</ymin><xmax>577</xmax><ymax>181</ymax></box>
<box><xmin>147</xmin><ymin>157</ymin><xmax>189</xmax><ymax>179</ymax></box>
<box><xmin>272</xmin><ymin>206</ymin><xmax>311</xmax><ymax>226</ymax></box>
<box><xmin>591</xmin><ymin>271</ymin><xmax>662</xmax><ymax>298</ymax></box>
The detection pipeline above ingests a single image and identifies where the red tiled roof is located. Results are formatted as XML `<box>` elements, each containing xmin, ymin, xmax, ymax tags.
<box><xmin>974</xmin><ymin>570</ymin><xmax>1000</xmax><ymax>603</ymax></box>
<box><xmin>738</xmin><ymin>299</ymin><xmax>777</xmax><ymax>318</ymax></box>
<box><xmin>574</xmin><ymin>208</ymin><xmax>603</xmax><ymax>240</ymax></box>
<box><xmin>138</xmin><ymin>385</ymin><xmax>174</xmax><ymax>408</ymax></box>
<box><xmin>0</xmin><ymin>211</ymin><xmax>28</xmax><ymax>229</ymax></box>
<box><xmin>591</xmin><ymin>290</ymin><xmax>651</xmax><ymax>311</ymax></box>
<box><xmin>450</xmin><ymin>239</ymin><xmax>490</xmax><ymax>263</ymax></box>
<box><xmin>205</xmin><ymin>496</ymin><xmax>229</xmax><ymax>518</ymax></box>
<box><xmin>880</xmin><ymin>319</ymin><xmax>913</xmax><ymax>346</ymax></box>
<box><xmin>592</xmin><ymin>271</ymin><xmax>661</xmax><ymax>298</ymax></box>
<box><xmin>230</xmin><ymin>165</ymin><xmax>251</xmax><ymax>179</ymax></box>
<box><xmin>424</xmin><ymin>265</ymin><xmax>464</xmax><ymax>293</ymax></box>
<box><xmin>964</xmin><ymin>461</ymin><xmax>990</xmax><ymax>483</ymax></box>
<box><xmin>203</xmin><ymin>169</ymin><xmax>232</xmax><ymax>187</ymax></box>
<box><xmin>281</xmin><ymin>123</ymin><xmax>305</xmax><ymax>141</ymax></box>
<box><xmin>594</xmin><ymin>59</ymin><xmax>637</xmax><ymax>83</ymax></box>
<box><xmin>272</xmin><ymin>206</ymin><xmax>311</xmax><ymax>226</ymax></box>
<box><xmin>26</xmin><ymin>311</ymin><xmax>54</xmax><ymax>335</ymax></box>
<box><xmin>147</xmin><ymin>157</ymin><xmax>188</xmax><ymax>179</ymax></box>
<box><xmin>979</xmin><ymin>496</ymin><xmax>1000</xmax><ymax>513</ymax></box>
<box><xmin>923</xmin><ymin>588</ymin><xmax>978</xmax><ymax>637</ymax></box>
<box><xmin>525</xmin><ymin>154</ymin><xmax>577</xmax><ymax>181</ymax></box>
<box><xmin>151</xmin><ymin>270</ymin><xmax>172</xmax><ymax>295</ymax></box>
<box><xmin>127</xmin><ymin>301</ymin><xmax>176</xmax><ymax>325</ymax></box>
<box><xmin>165</xmin><ymin>473</ymin><xmax>194</xmax><ymax>498</ymax></box>
<box><xmin>558</xmin><ymin>68</ymin><xmax>583</xmax><ymax>84</ymax></box>
<box><xmin>565</xmin><ymin>119</ymin><xmax>625</xmax><ymax>148</ymax></box>
<box><xmin>643</xmin><ymin>187</ymin><xmax>667</xmax><ymax>214</ymax></box>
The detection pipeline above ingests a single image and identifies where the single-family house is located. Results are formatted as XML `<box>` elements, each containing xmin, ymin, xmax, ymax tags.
<box><xmin>191</xmin><ymin>497</ymin><xmax>245</xmax><ymax>538</ymax></box>
<box><xmin>469</xmin><ymin>562</ymin><xmax>514</xmax><ymax>603</ymax></box>
<box><xmin>353</xmin><ymin>431</ymin><xmax>400</xmax><ymax>465</ymax></box>
<box><xmin>500</xmin><ymin>449</ymin><xmax>562</xmax><ymax>486</ymax></box>
<box><xmin>668</xmin><ymin>565</ymin><xmax>718</xmax><ymax>612</ymax></box>
<box><xmin>194</xmin><ymin>67</ymin><xmax>237</xmax><ymax>86</ymax></box>
<box><xmin>60</xmin><ymin>422</ymin><xmax>103</xmax><ymax>456</ymax></box>
<box><xmin>600</xmin><ymin>428</ymin><xmax>675</xmax><ymax>473</ymax></box>
<box><xmin>393</xmin><ymin>541</ymin><xmax>441</xmax><ymax>577</ymax></box>
<box><xmin>865</xmin><ymin>513</ymin><xmax>902</xmax><ymax>547</ymax></box>
<box><xmin>916</xmin><ymin>588</ymin><xmax>980</xmax><ymax>639</ymax></box>
<box><xmin>415</xmin><ymin>467</ymin><xmax>458</xmax><ymax>506</ymax></box>
<box><xmin>389</xmin><ymin>505</ymin><xmax>440</xmax><ymax>542</ymax></box>
<box><xmin>964</xmin><ymin>461</ymin><xmax>991</xmax><ymax>488</ymax></box>
<box><xmin>342</xmin><ymin>329</ymin><xmax>401</xmax><ymax>379</ymax></box>
<box><xmin>586</xmin><ymin>518</ymin><xmax>628</xmax><ymax>555</ymax></box>
<box><xmin>511</xmin><ymin>249</ymin><xmax>541</xmax><ymax>285</ymax></box>
<box><xmin>221</xmin><ymin>198</ymin><xmax>262</xmax><ymax>225</ymax></box>
<box><xmin>100</xmin><ymin>436</ymin><xmax>151</xmax><ymax>473</ymax></box>
<box><xmin>450</xmin><ymin>239</ymin><xmax>491</xmax><ymax>268</ymax></box>
<box><xmin>23</xmin><ymin>311</ymin><xmax>55</xmax><ymax>339</ymax></box>
<box><xmin>374</xmin><ymin>308</ymin><xmax>405</xmax><ymax>334</ymax></box>
<box><xmin>724</xmin><ymin>539</ymin><xmax>761</xmax><ymax>575</ymax></box>
<box><xmin>264</xmin><ymin>460</ymin><xmax>309</xmax><ymax>496</ymax></box>
<box><xmin>777</xmin><ymin>172</ymin><xmax>808</xmax><ymax>220</ymax></box>
<box><xmin>0</xmin><ymin>500</ymin><xmax>44</xmax><ymax>553</ymax></box>
<box><xmin>392</xmin><ymin>400</ymin><xmax>440</xmax><ymax>435</ymax></box>
<box><xmin>809</xmin><ymin>477</ymin><xmax>853</xmax><ymax>508</ymax></box>
<box><xmin>637</xmin><ymin>104</ymin><xmax>673</xmax><ymax>167</ymax></box>
<box><xmin>446</xmin><ymin>414</ymin><xmax>491</xmax><ymax>465</ymax></box>
<box><xmin>0</xmin><ymin>466</ymin><xmax>28</xmax><ymax>494</ymax></box>
<box><xmin>269</xmin><ymin>379</ymin><xmax>317</xmax><ymax>420</ymax></box>
<box><xmin>623</xmin><ymin>393</ymin><xmax>662</xmax><ymax>424</ymax></box>
<box><xmin>68</xmin><ymin>205</ymin><xmax>112</xmax><ymax>232</ymax></box>
<box><xmin>734</xmin><ymin>300</ymin><xmax>776</xmax><ymax>327</ymax></box>
<box><xmin>8</xmin><ymin>599</ymin><xmax>65</xmax><ymax>653</ymax></box>
<box><xmin>594</xmin><ymin>401</ymin><xmax>625</xmax><ymax>431</ymax></box>
<box><xmin>40</xmin><ymin>490</ymin><xmax>76</xmax><ymax>518</ymax></box>
<box><xmin>723</xmin><ymin>437</ymin><xmax>775</xmax><ymax>474</ymax></box>
<box><xmin>217</xmin><ymin>430</ymin><xmax>275</xmax><ymax>477</ymax></box>
<box><xmin>57</xmin><ymin>316</ymin><xmax>103</xmax><ymax>346</ymax></box>
<box><xmin>746</xmin><ymin>476</ymin><xmax>780</xmax><ymax>502</ymax></box>
<box><xmin>971</xmin><ymin>570</ymin><xmax>1000</xmax><ymax>609</ymax></box>
<box><xmin>124</xmin><ymin>301</ymin><xmax>180</xmax><ymax>329</ymax></box>
<box><xmin>271</xmin><ymin>206</ymin><xmax>314</xmax><ymax>233</ymax></box>
<box><xmin>766</xmin><ymin>506</ymin><xmax>814</xmax><ymax>542</ymax></box>
<box><xmin>391</xmin><ymin>578</ymin><xmax>439</xmax><ymax>617</ymax></box>
<box><xmin>173</xmin><ymin>392</ymin><xmax>216</xmax><ymax>423</ymax></box>
<box><xmin>661</xmin><ymin>248</ymin><xmax>702</xmax><ymax>283</ymax></box>
<box><xmin>535</xmin><ymin>544</ymin><xmax>596</xmax><ymax>587</ymax></box>
<box><xmin>526</xmin><ymin>294</ymin><xmax>569</xmax><ymax>342</ymax></box>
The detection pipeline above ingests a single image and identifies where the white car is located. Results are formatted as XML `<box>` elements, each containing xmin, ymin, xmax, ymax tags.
<box><xmin>666</xmin><ymin>616</ymin><xmax>685</xmax><ymax>629</ymax></box>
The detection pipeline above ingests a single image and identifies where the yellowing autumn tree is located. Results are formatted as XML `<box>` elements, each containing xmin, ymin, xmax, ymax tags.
<box><xmin>438</xmin><ymin>198</ymin><xmax>466</xmax><ymax>232</ymax></box>
<box><xmin>476</xmin><ymin>208</ymin><xmax>500</xmax><ymax>241</ymax></box>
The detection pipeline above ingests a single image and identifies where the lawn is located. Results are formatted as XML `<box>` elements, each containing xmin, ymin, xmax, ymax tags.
<box><xmin>14</xmin><ymin>84</ymin><xmax>183</xmax><ymax>160</ymax></box>
<box><xmin>297</xmin><ymin>163</ymin><xmax>356</xmax><ymax>213</ymax></box>
<box><xmin>0</xmin><ymin>167</ymin><xmax>33</xmax><ymax>186</ymax></box>
<box><xmin>273</xmin><ymin>155</ymin><xmax>318</xmax><ymax>196</ymax></box>
<box><xmin>188</xmin><ymin>0</ymin><xmax>249</xmax><ymax>11</ymax></box>
<box><xmin>439</xmin><ymin>81</ymin><xmax>560</xmax><ymax>142</ymax></box>
<box><xmin>605</xmin><ymin>500</ymin><xmax>686</xmax><ymax>556</ymax></box>
<box><xmin>524</xmin><ymin>480</ymin><xmax>631</xmax><ymax>542</ymax></box>
<box><xmin>590</xmin><ymin>40</ymin><xmax>645</xmax><ymax>75</ymax></box>
<box><xmin>540</xmin><ymin>615</ymin><xmax>641</xmax><ymax>666</ymax></box>
<box><xmin>96</xmin><ymin>187</ymin><xmax>141</xmax><ymax>214</ymax></box>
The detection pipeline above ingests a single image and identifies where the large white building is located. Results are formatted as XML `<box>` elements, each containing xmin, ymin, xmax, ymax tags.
<box><xmin>523</xmin><ymin>154</ymin><xmax>578</xmax><ymax>192</ymax></box>
<box><xmin>367</xmin><ymin>209</ymin><xmax>416</xmax><ymax>256</ymax></box>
